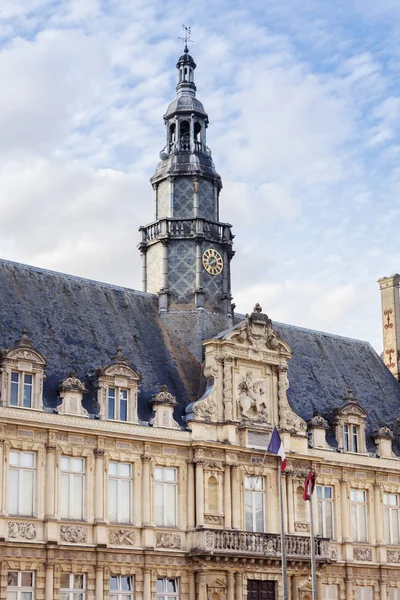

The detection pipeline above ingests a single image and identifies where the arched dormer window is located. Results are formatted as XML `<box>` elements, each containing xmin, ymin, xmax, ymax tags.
<box><xmin>331</xmin><ymin>389</ymin><xmax>368</xmax><ymax>454</ymax></box>
<box><xmin>95</xmin><ymin>348</ymin><xmax>140</xmax><ymax>424</ymax></box>
<box><xmin>0</xmin><ymin>330</ymin><xmax>46</xmax><ymax>410</ymax></box>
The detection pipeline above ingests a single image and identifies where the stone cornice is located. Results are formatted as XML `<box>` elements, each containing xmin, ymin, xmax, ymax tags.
<box><xmin>0</xmin><ymin>406</ymin><xmax>190</xmax><ymax>442</ymax></box>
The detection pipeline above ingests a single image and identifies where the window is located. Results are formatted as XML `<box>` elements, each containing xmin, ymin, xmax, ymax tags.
<box><xmin>322</xmin><ymin>586</ymin><xmax>338</xmax><ymax>600</ymax></box>
<box><xmin>351</xmin><ymin>489</ymin><xmax>367</xmax><ymax>542</ymax></box>
<box><xmin>245</xmin><ymin>477</ymin><xmax>265</xmax><ymax>532</ymax></box>
<box><xmin>108</xmin><ymin>387</ymin><xmax>128</xmax><ymax>421</ymax></box>
<box><xmin>110</xmin><ymin>576</ymin><xmax>133</xmax><ymax>599</ymax></box>
<box><xmin>385</xmin><ymin>493</ymin><xmax>400</xmax><ymax>544</ymax></box>
<box><xmin>390</xmin><ymin>590</ymin><xmax>400</xmax><ymax>600</ymax></box>
<box><xmin>344</xmin><ymin>423</ymin><xmax>359</xmax><ymax>452</ymax></box>
<box><xmin>60</xmin><ymin>574</ymin><xmax>85</xmax><ymax>600</ymax></box>
<box><xmin>109</xmin><ymin>462</ymin><xmax>132</xmax><ymax>523</ymax></box>
<box><xmin>155</xmin><ymin>467</ymin><xmax>177</xmax><ymax>527</ymax></box>
<box><xmin>317</xmin><ymin>485</ymin><xmax>334</xmax><ymax>538</ymax></box>
<box><xmin>7</xmin><ymin>571</ymin><xmax>34</xmax><ymax>600</ymax></box>
<box><xmin>8</xmin><ymin>451</ymin><xmax>35</xmax><ymax>516</ymax></box>
<box><xmin>355</xmin><ymin>588</ymin><xmax>373</xmax><ymax>600</ymax></box>
<box><xmin>10</xmin><ymin>371</ymin><xmax>33</xmax><ymax>408</ymax></box>
<box><xmin>60</xmin><ymin>457</ymin><xmax>84</xmax><ymax>520</ymax></box>
<box><xmin>156</xmin><ymin>578</ymin><xmax>179</xmax><ymax>600</ymax></box>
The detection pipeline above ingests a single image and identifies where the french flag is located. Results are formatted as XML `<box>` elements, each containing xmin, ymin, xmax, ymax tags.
<box><xmin>268</xmin><ymin>427</ymin><xmax>287</xmax><ymax>471</ymax></box>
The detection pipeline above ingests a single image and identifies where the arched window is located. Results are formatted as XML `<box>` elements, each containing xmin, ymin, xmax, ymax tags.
<box><xmin>208</xmin><ymin>476</ymin><xmax>218</xmax><ymax>513</ymax></box>
<box><xmin>169</xmin><ymin>124</ymin><xmax>176</xmax><ymax>148</ymax></box>
<box><xmin>179</xmin><ymin>120</ymin><xmax>190</xmax><ymax>151</ymax></box>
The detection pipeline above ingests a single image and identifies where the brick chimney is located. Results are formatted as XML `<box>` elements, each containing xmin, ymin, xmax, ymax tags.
<box><xmin>378</xmin><ymin>274</ymin><xmax>400</xmax><ymax>380</ymax></box>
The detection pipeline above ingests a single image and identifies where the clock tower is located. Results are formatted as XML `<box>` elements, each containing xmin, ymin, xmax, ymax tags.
<box><xmin>138</xmin><ymin>44</ymin><xmax>235</xmax><ymax>360</ymax></box>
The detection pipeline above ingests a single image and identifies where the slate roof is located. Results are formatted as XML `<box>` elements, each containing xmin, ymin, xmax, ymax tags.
<box><xmin>1</xmin><ymin>258</ymin><xmax>399</xmax><ymax>448</ymax></box>
<box><xmin>0</xmin><ymin>258</ymin><xmax>200</xmax><ymax>423</ymax></box>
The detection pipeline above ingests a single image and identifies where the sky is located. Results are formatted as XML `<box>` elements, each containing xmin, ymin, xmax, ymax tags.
<box><xmin>1</xmin><ymin>0</ymin><xmax>400</xmax><ymax>351</ymax></box>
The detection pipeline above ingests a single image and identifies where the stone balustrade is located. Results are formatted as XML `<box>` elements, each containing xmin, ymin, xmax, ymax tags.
<box><xmin>140</xmin><ymin>218</ymin><xmax>232</xmax><ymax>244</ymax></box>
<box><xmin>194</xmin><ymin>529</ymin><xmax>334</xmax><ymax>561</ymax></box>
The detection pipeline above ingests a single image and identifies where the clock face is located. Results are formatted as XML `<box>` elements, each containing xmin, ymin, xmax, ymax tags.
<box><xmin>202</xmin><ymin>248</ymin><xmax>223</xmax><ymax>276</ymax></box>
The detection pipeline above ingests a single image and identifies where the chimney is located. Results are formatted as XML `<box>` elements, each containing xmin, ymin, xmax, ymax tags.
<box><xmin>378</xmin><ymin>274</ymin><xmax>400</xmax><ymax>380</ymax></box>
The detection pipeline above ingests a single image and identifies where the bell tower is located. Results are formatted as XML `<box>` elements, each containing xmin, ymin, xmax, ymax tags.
<box><xmin>138</xmin><ymin>43</ymin><xmax>235</xmax><ymax>360</ymax></box>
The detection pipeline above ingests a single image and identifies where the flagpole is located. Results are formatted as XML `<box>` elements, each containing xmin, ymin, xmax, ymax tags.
<box><xmin>278</xmin><ymin>462</ymin><xmax>289</xmax><ymax>600</ymax></box>
<box><xmin>308</xmin><ymin>485</ymin><xmax>318</xmax><ymax>600</ymax></box>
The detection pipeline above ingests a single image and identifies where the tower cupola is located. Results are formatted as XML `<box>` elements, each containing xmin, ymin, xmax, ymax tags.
<box><xmin>176</xmin><ymin>46</ymin><xmax>197</xmax><ymax>97</ymax></box>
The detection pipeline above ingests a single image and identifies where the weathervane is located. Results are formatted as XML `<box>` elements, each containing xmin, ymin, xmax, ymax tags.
<box><xmin>178</xmin><ymin>24</ymin><xmax>194</xmax><ymax>50</ymax></box>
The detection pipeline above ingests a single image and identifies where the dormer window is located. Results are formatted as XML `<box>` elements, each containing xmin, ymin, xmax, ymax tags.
<box><xmin>344</xmin><ymin>423</ymin><xmax>359</xmax><ymax>453</ymax></box>
<box><xmin>108</xmin><ymin>387</ymin><xmax>128</xmax><ymax>421</ymax></box>
<box><xmin>0</xmin><ymin>331</ymin><xmax>46</xmax><ymax>411</ymax></box>
<box><xmin>331</xmin><ymin>389</ymin><xmax>367</xmax><ymax>454</ymax></box>
<box><xmin>95</xmin><ymin>348</ymin><xmax>140</xmax><ymax>424</ymax></box>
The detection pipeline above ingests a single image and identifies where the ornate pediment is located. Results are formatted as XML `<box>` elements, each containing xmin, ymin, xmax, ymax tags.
<box><xmin>227</xmin><ymin>304</ymin><xmax>291</xmax><ymax>357</ymax></box>
<box><xmin>1</xmin><ymin>330</ymin><xmax>46</xmax><ymax>367</ymax></box>
<box><xmin>332</xmin><ymin>389</ymin><xmax>367</xmax><ymax>423</ymax></box>
<box><xmin>57</xmin><ymin>371</ymin><xmax>87</xmax><ymax>394</ymax></box>
<box><xmin>96</xmin><ymin>348</ymin><xmax>140</xmax><ymax>382</ymax></box>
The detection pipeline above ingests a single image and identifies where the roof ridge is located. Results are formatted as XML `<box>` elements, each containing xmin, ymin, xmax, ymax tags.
<box><xmin>0</xmin><ymin>257</ymin><xmax>155</xmax><ymax>297</ymax></box>
<box><xmin>272</xmin><ymin>320</ymin><xmax>372</xmax><ymax>346</ymax></box>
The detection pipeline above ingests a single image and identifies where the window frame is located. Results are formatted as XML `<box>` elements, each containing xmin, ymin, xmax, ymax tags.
<box><xmin>317</xmin><ymin>485</ymin><xmax>334</xmax><ymax>539</ymax></box>
<box><xmin>10</xmin><ymin>371</ymin><xmax>33</xmax><ymax>409</ymax></box>
<box><xmin>109</xmin><ymin>575</ymin><xmax>134</xmax><ymax>599</ymax></box>
<box><xmin>344</xmin><ymin>423</ymin><xmax>359</xmax><ymax>452</ymax></box>
<box><xmin>60</xmin><ymin>573</ymin><xmax>85</xmax><ymax>600</ymax></box>
<box><xmin>8</xmin><ymin>450</ymin><xmax>36</xmax><ymax>517</ymax></box>
<box><xmin>355</xmin><ymin>587</ymin><xmax>373</xmax><ymax>600</ymax></box>
<box><xmin>60</xmin><ymin>456</ymin><xmax>85</xmax><ymax>520</ymax></box>
<box><xmin>7</xmin><ymin>570</ymin><xmax>35</xmax><ymax>600</ymax></box>
<box><xmin>350</xmin><ymin>489</ymin><xmax>368</xmax><ymax>542</ymax></box>
<box><xmin>384</xmin><ymin>493</ymin><xmax>400</xmax><ymax>545</ymax></box>
<box><xmin>107</xmin><ymin>387</ymin><xmax>129</xmax><ymax>422</ymax></box>
<box><xmin>244</xmin><ymin>476</ymin><xmax>265</xmax><ymax>533</ymax></box>
<box><xmin>155</xmin><ymin>467</ymin><xmax>178</xmax><ymax>527</ymax></box>
<box><xmin>108</xmin><ymin>462</ymin><xmax>132</xmax><ymax>524</ymax></box>
<box><xmin>322</xmin><ymin>585</ymin><xmax>338</xmax><ymax>600</ymax></box>
<box><xmin>156</xmin><ymin>578</ymin><xmax>179</xmax><ymax>600</ymax></box>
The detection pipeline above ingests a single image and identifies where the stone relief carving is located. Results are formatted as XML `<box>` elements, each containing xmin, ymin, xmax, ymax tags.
<box><xmin>278</xmin><ymin>366</ymin><xmax>307</xmax><ymax>434</ymax></box>
<box><xmin>231</xmin><ymin>304</ymin><xmax>281</xmax><ymax>352</ymax></box>
<box><xmin>353</xmin><ymin>547</ymin><xmax>372</xmax><ymax>561</ymax></box>
<box><xmin>388</xmin><ymin>550</ymin><xmax>400</xmax><ymax>563</ymax></box>
<box><xmin>108</xmin><ymin>529</ymin><xmax>136</xmax><ymax>546</ymax></box>
<box><xmin>204</xmin><ymin>514</ymin><xmax>224</xmax><ymax>526</ymax></box>
<box><xmin>155</xmin><ymin>532</ymin><xmax>181</xmax><ymax>549</ymax></box>
<box><xmin>60</xmin><ymin>525</ymin><xmax>87</xmax><ymax>544</ymax></box>
<box><xmin>8</xmin><ymin>521</ymin><xmax>37</xmax><ymax>540</ymax></box>
<box><xmin>238</xmin><ymin>371</ymin><xmax>268</xmax><ymax>423</ymax></box>
<box><xmin>294</xmin><ymin>522</ymin><xmax>310</xmax><ymax>533</ymax></box>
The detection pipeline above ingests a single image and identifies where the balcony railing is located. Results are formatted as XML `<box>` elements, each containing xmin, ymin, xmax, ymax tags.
<box><xmin>193</xmin><ymin>530</ymin><xmax>335</xmax><ymax>561</ymax></box>
<box><xmin>140</xmin><ymin>219</ymin><xmax>233</xmax><ymax>245</ymax></box>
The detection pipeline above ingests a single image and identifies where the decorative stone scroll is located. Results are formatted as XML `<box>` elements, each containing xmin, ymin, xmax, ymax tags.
<box><xmin>353</xmin><ymin>547</ymin><xmax>372</xmax><ymax>561</ymax></box>
<box><xmin>108</xmin><ymin>529</ymin><xmax>136</xmax><ymax>546</ymax></box>
<box><xmin>60</xmin><ymin>525</ymin><xmax>87</xmax><ymax>544</ymax></box>
<box><xmin>155</xmin><ymin>532</ymin><xmax>181</xmax><ymax>549</ymax></box>
<box><xmin>294</xmin><ymin>522</ymin><xmax>310</xmax><ymax>533</ymax></box>
<box><xmin>8</xmin><ymin>521</ymin><xmax>37</xmax><ymax>540</ymax></box>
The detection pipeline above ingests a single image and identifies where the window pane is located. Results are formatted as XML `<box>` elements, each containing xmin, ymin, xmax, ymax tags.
<box><xmin>155</xmin><ymin>467</ymin><xmax>163</xmax><ymax>480</ymax></box>
<box><xmin>109</xmin><ymin>479</ymin><xmax>118</xmax><ymax>522</ymax></box>
<box><xmin>60</xmin><ymin>473</ymin><xmax>70</xmax><ymax>518</ymax></box>
<box><xmin>9</xmin><ymin>451</ymin><xmax>19</xmax><ymax>466</ymax></box>
<box><xmin>21</xmin><ymin>594</ymin><xmax>33</xmax><ymax>600</ymax></box>
<box><xmin>73</xmin><ymin>574</ymin><xmax>84</xmax><ymax>589</ymax></box>
<box><xmin>121</xmin><ymin>576</ymin><xmax>132</xmax><ymax>591</ymax></box>
<box><xmin>167</xmin><ymin>579</ymin><xmax>178</xmax><ymax>593</ymax></box>
<box><xmin>109</xmin><ymin>462</ymin><xmax>118</xmax><ymax>476</ymax></box>
<box><xmin>108</xmin><ymin>396</ymin><xmax>115</xmax><ymax>420</ymax></box>
<box><xmin>119</xmin><ymin>463</ymin><xmax>130</xmax><ymax>478</ymax></box>
<box><xmin>110</xmin><ymin>576</ymin><xmax>118</xmax><ymax>590</ymax></box>
<box><xmin>324</xmin><ymin>487</ymin><xmax>332</xmax><ymax>499</ymax></box>
<box><xmin>7</xmin><ymin>572</ymin><xmax>18</xmax><ymax>586</ymax></box>
<box><xmin>165</xmin><ymin>468</ymin><xmax>176</xmax><ymax>482</ymax></box>
<box><xmin>385</xmin><ymin>507</ymin><xmax>390</xmax><ymax>543</ymax></box>
<box><xmin>165</xmin><ymin>484</ymin><xmax>177</xmax><ymax>526</ymax></box>
<box><xmin>120</xmin><ymin>398</ymin><xmax>127</xmax><ymax>421</ymax></box>
<box><xmin>72</xmin><ymin>458</ymin><xmax>84</xmax><ymax>473</ymax></box>
<box><xmin>7</xmin><ymin>593</ymin><xmax>18</xmax><ymax>600</ymax></box>
<box><xmin>156</xmin><ymin>579</ymin><xmax>165</xmax><ymax>593</ymax></box>
<box><xmin>325</xmin><ymin>502</ymin><xmax>333</xmax><ymax>539</ymax></box>
<box><xmin>8</xmin><ymin>470</ymin><xmax>19</xmax><ymax>513</ymax></box>
<box><xmin>21</xmin><ymin>573</ymin><xmax>33</xmax><ymax>587</ymax></box>
<box><xmin>23</xmin><ymin>375</ymin><xmax>32</xmax><ymax>408</ymax></box>
<box><xmin>21</xmin><ymin>470</ymin><xmax>34</xmax><ymax>515</ymax></box>
<box><xmin>254</xmin><ymin>492</ymin><xmax>264</xmax><ymax>532</ymax></box>
<box><xmin>10</xmin><ymin>372</ymin><xmax>19</xmax><ymax>405</ymax></box>
<box><xmin>120</xmin><ymin>479</ymin><xmax>131</xmax><ymax>522</ymax></box>
<box><xmin>72</xmin><ymin>594</ymin><xmax>84</xmax><ymax>600</ymax></box>
<box><xmin>155</xmin><ymin>483</ymin><xmax>163</xmax><ymax>525</ymax></box>
<box><xmin>358</xmin><ymin>505</ymin><xmax>367</xmax><ymax>542</ymax></box>
<box><xmin>391</xmin><ymin>509</ymin><xmax>400</xmax><ymax>545</ymax></box>
<box><xmin>22</xmin><ymin>453</ymin><xmax>34</xmax><ymax>468</ymax></box>
<box><xmin>61</xmin><ymin>456</ymin><xmax>70</xmax><ymax>471</ymax></box>
<box><xmin>72</xmin><ymin>475</ymin><xmax>83</xmax><ymax>519</ymax></box>
<box><xmin>245</xmin><ymin>491</ymin><xmax>253</xmax><ymax>531</ymax></box>
<box><xmin>60</xmin><ymin>574</ymin><xmax>69</xmax><ymax>589</ymax></box>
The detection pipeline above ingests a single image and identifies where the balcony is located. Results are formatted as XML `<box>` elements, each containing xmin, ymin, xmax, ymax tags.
<box><xmin>192</xmin><ymin>530</ymin><xmax>336</xmax><ymax>562</ymax></box>
<box><xmin>139</xmin><ymin>218</ymin><xmax>233</xmax><ymax>245</ymax></box>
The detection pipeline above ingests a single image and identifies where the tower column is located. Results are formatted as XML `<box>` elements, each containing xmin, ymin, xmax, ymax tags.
<box><xmin>378</xmin><ymin>274</ymin><xmax>400</xmax><ymax>380</ymax></box>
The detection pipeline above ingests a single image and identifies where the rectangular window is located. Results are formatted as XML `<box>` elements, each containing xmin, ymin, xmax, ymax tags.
<box><xmin>155</xmin><ymin>467</ymin><xmax>177</xmax><ymax>527</ymax></box>
<box><xmin>351</xmin><ymin>489</ymin><xmax>367</xmax><ymax>542</ymax></box>
<box><xmin>322</xmin><ymin>585</ymin><xmax>338</xmax><ymax>600</ymax></box>
<box><xmin>156</xmin><ymin>578</ymin><xmax>179</xmax><ymax>600</ymax></box>
<box><xmin>110</xmin><ymin>576</ymin><xmax>133</xmax><ymax>599</ymax></box>
<box><xmin>7</xmin><ymin>571</ymin><xmax>34</xmax><ymax>600</ymax></box>
<box><xmin>355</xmin><ymin>588</ymin><xmax>373</xmax><ymax>600</ymax></box>
<box><xmin>385</xmin><ymin>493</ymin><xmax>400</xmax><ymax>545</ymax></box>
<box><xmin>60</xmin><ymin>574</ymin><xmax>85</xmax><ymax>600</ymax></box>
<box><xmin>109</xmin><ymin>462</ymin><xmax>132</xmax><ymax>523</ymax></box>
<box><xmin>60</xmin><ymin>456</ymin><xmax>85</xmax><ymax>520</ymax></box>
<box><xmin>344</xmin><ymin>424</ymin><xmax>359</xmax><ymax>452</ymax></box>
<box><xmin>10</xmin><ymin>372</ymin><xmax>33</xmax><ymax>408</ymax></box>
<box><xmin>317</xmin><ymin>485</ymin><xmax>334</xmax><ymax>538</ymax></box>
<box><xmin>108</xmin><ymin>387</ymin><xmax>129</xmax><ymax>421</ymax></box>
<box><xmin>390</xmin><ymin>590</ymin><xmax>400</xmax><ymax>600</ymax></box>
<box><xmin>8</xmin><ymin>451</ymin><xmax>35</xmax><ymax>516</ymax></box>
<box><xmin>245</xmin><ymin>477</ymin><xmax>265</xmax><ymax>532</ymax></box>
